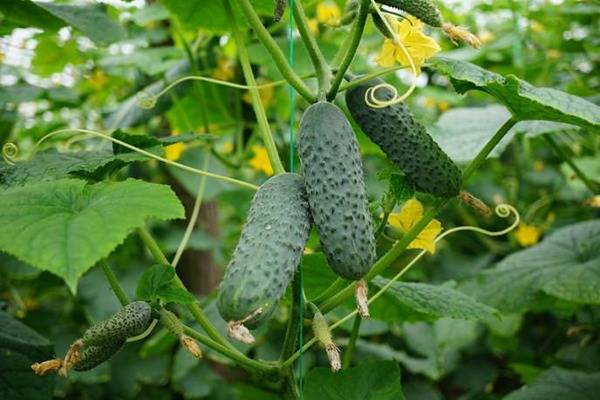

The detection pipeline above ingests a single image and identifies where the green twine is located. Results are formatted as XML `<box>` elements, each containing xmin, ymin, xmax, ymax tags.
<box><xmin>287</xmin><ymin>0</ymin><xmax>304</xmax><ymax>397</ymax></box>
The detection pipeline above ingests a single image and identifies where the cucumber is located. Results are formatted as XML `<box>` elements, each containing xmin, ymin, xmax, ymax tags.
<box><xmin>217</xmin><ymin>173</ymin><xmax>311</xmax><ymax>328</ymax></box>
<box><xmin>72</xmin><ymin>339</ymin><xmax>125</xmax><ymax>371</ymax></box>
<box><xmin>376</xmin><ymin>0</ymin><xmax>443</xmax><ymax>27</ymax></box>
<box><xmin>345</xmin><ymin>78</ymin><xmax>462</xmax><ymax>197</ymax></box>
<box><xmin>82</xmin><ymin>301</ymin><xmax>152</xmax><ymax>346</ymax></box>
<box><xmin>298</xmin><ymin>102</ymin><xmax>375</xmax><ymax>280</ymax></box>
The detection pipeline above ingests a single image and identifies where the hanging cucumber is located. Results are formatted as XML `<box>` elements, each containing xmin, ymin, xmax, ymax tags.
<box><xmin>376</xmin><ymin>0</ymin><xmax>443</xmax><ymax>27</ymax></box>
<box><xmin>217</xmin><ymin>173</ymin><xmax>311</xmax><ymax>339</ymax></box>
<box><xmin>82</xmin><ymin>301</ymin><xmax>152</xmax><ymax>346</ymax></box>
<box><xmin>72</xmin><ymin>339</ymin><xmax>126</xmax><ymax>371</ymax></box>
<box><xmin>345</xmin><ymin>78</ymin><xmax>462</xmax><ymax>198</ymax></box>
<box><xmin>298</xmin><ymin>102</ymin><xmax>376</xmax><ymax>281</ymax></box>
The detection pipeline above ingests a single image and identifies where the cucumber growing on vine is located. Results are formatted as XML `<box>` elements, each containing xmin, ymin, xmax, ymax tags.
<box><xmin>298</xmin><ymin>102</ymin><xmax>375</xmax><ymax>281</ymax></box>
<box><xmin>376</xmin><ymin>0</ymin><xmax>443</xmax><ymax>27</ymax></box>
<box><xmin>345</xmin><ymin>78</ymin><xmax>462</xmax><ymax>198</ymax></box>
<box><xmin>72</xmin><ymin>339</ymin><xmax>125</xmax><ymax>371</ymax></box>
<box><xmin>217</xmin><ymin>173</ymin><xmax>311</xmax><ymax>329</ymax></box>
<box><xmin>82</xmin><ymin>301</ymin><xmax>152</xmax><ymax>346</ymax></box>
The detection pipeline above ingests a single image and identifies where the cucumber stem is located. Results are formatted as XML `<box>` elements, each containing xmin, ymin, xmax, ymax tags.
<box><xmin>99</xmin><ymin>260</ymin><xmax>129</xmax><ymax>306</ymax></box>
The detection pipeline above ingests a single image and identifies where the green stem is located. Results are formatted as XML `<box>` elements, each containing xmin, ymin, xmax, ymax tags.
<box><xmin>136</xmin><ymin>227</ymin><xmax>235</xmax><ymax>351</ymax></box>
<box><xmin>292</xmin><ymin>0</ymin><xmax>331</xmax><ymax>98</ymax></box>
<box><xmin>182</xmin><ymin>325</ymin><xmax>279</xmax><ymax>375</ymax></box>
<box><xmin>342</xmin><ymin>314</ymin><xmax>361</xmax><ymax>369</ymax></box>
<box><xmin>545</xmin><ymin>135</ymin><xmax>599</xmax><ymax>194</ymax></box>
<box><xmin>225</xmin><ymin>0</ymin><xmax>286</xmax><ymax>175</ymax></box>
<box><xmin>280</xmin><ymin>270</ymin><xmax>303</xmax><ymax>361</ymax></box>
<box><xmin>327</xmin><ymin>0</ymin><xmax>370</xmax><ymax>100</ymax></box>
<box><xmin>462</xmin><ymin>118</ymin><xmax>517</xmax><ymax>181</ymax></box>
<box><xmin>100</xmin><ymin>260</ymin><xmax>129</xmax><ymax>306</ymax></box>
<box><xmin>337</xmin><ymin>65</ymin><xmax>411</xmax><ymax>92</ymax></box>
<box><xmin>236</xmin><ymin>0</ymin><xmax>316</xmax><ymax>103</ymax></box>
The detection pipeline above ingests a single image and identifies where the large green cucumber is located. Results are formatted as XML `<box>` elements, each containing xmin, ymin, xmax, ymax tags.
<box><xmin>298</xmin><ymin>102</ymin><xmax>375</xmax><ymax>280</ymax></box>
<box><xmin>376</xmin><ymin>0</ymin><xmax>443</xmax><ymax>27</ymax></box>
<box><xmin>82</xmin><ymin>301</ymin><xmax>152</xmax><ymax>346</ymax></box>
<box><xmin>345</xmin><ymin>79</ymin><xmax>462</xmax><ymax>197</ymax></box>
<box><xmin>73</xmin><ymin>339</ymin><xmax>125</xmax><ymax>371</ymax></box>
<box><xmin>217</xmin><ymin>173</ymin><xmax>311</xmax><ymax>328</ymax></box>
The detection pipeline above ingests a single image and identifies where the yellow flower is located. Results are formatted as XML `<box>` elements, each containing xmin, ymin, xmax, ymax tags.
<box><xmin>515</xmin><ymin>223</ymin><xmax>541</xmax><ymax>247</ymax></box>
<box><xmin>585</xmin><ymin>196</ymin><xmax>600</xmax><ymax>208</ymax></box>
<box><xmin>213</xmin><ymin>57</ymin><xmax>234</xmax><ymax>81</ymax></box>
<box><xmin>165</xmin><ymin>130</ymin><xmax>186</xmax><ymax>161</ymax></box>
<box><xmin>375</xmin><ymin>16</ymin><xmax>441</xmax><ymax>74</ymax></box>
<box><xmin>308</xmin><ymin>18</ymin><xmax>319</xmax><ymax>35</ymax></box>
<box><xmin>242</xmin><ymin>82</ymin><xmax>275</xmax><ymax>109</ymax></box>
<box><xmin>530</xmin><ymin>20</ymin><xmax>544</xmax><ymax>33</ymax></box>
<box><xmin>89</xmin><ymin>70</ymin><xmax>108</xmax><ymax>90</ymax></box>
<box><xmin>222</xmin><ymin>142</ymin><xmax>234</xmax><ymax>154</ymax></box>
<box><xmin>316</xmin><ymin>2</ymin><xmax>341</xmax><ymax>26</ymax></box>
<box><xmin>249</xmin><ymin>145</ymin><xmax>273</xmax><ymax>176</ymax></box>
<box><xmin>388</xmin><ymin>198</ymin><xmax>442</xmax><ymax>254</ymax></box>
<box><xmin>437</xmin><ymin>100</ymin><xmax>450</xmax><ymax>112</ymax></box>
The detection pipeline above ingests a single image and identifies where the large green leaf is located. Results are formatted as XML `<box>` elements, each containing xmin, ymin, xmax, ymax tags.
<box><xmin>372</xmin><ymin>277</ymin><xmax>497</xmax><ymax>321</ymax></box>
<box><xmin>504</xmin><ymin>367</ymin><xmax>600</xmax><ymax>400</ymax></box>
<box><xmin>431</xmin><ymin>57</ymin><xmax>600</xmax><ymax>129</ymax></box>
<box><xmin>432</xmin><ymin>105</ymin><xmax>579</xmax><ymax>163</ymax></box>
<box><xmin>0</xmin><ymin>1</ymin><xmax>124</xmax><ymax>44</ymax></box>
<box><xmin>304</xmin><ymin>360</ymin><xmax>405</xmax><ymax>400</ymax></box>
<box><xmin>0</xmin><ymin>179</ymin><xmax>184</xmax><ymax>292</ymax></box>
<box><xmin>462</xmin><ymin>220</ymin><xmax>600</xmax><ymax>313</ymax></box>
<box><xmin>0</xmin><ymin>311</ymin><xmax>55</xmax><ymax>400</ymax></box>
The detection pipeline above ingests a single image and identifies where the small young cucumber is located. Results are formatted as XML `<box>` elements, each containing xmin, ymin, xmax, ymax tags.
<box><xmin>377</xmin><ymin>0</ymin><xmax>443</xmax><ymax>27</ymax></box>
<box><xmin>72</xmin><ymin>339</ymin><xmax>125</xmax><ymax>371</ymax></box>
<box><xmin>82</xmin><ymin>301</ymin><xmax>152</xmax><ymax>346</ymax></box>
<box><xmin>345</xmin><ymin>78</ymin><xmax>462</xmax><ymax>198</ymax></box>
<box><xmin>217</xmin><ymin>173</ymin><xmax>311</xmax><ymax>328</ymax></box>
<box><xmin>298</xmin><ymin>102</ymin><xmax>376</xmax><ymax>280</ymax></box>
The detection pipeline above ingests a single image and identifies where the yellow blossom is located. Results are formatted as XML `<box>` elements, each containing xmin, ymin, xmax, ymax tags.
<box><xmin>316</xmin><ymin>2</ymin><xmax>341</xmax><ymax>26</ymax></box>
<box><xmin>89</xmin><ymin>70</ymin><xmax>108</xmax><ymax>90</ymax></box>
<box><xmin>249</xmin><ymin>145</ymin><xmax>273</xmax><ymax>176</ymax></box>
<box><xmin>243</xmin><ymin>82</ymin><xmax>275</xmax><ymax>109</ymax></box>
<box><xmin>437</xmin><ymin>100</ymin><xmax>450</xmax><ymax>112</ymax></box>
<box><xmin>308</xmin><ymin>18</ymin><xmax>319</xmax><ymax>35</ymax></box>
<box><xmin>165</xmin><ymin>130</ymin><xmax>186</xmax><ymax>161</ymax></box>
<box><xmin>533</xmin><ymin>160</ymin><xmax>545</xmax><ymax>172</ymax></box>
<box><xmin>213</xmin><ymin>57</ymin><xmax>235</xmax><ymax>81</ymax></box>
<box><xmin>387</xmin><ymin>198</ymin><xmax>442</xmax><ymax>254</ymax></box>
<box><xmin>530</xmin><ymin>20</ymin><xmax>544</xmax><ymax>33</ymax></box>
<box><xmin>585</xmin><ymin>196</ymin><xmax>600</xmax><ymax>208</ymax></box>
<box><xmin>222</xmin><ymin>142</ymin><xmax>234</xmax><ymax>154</ymax></box>
<box><xmin>515</xmin><ymin>223</ymin><xmax>541</xmax><ymax>247</ymax></box>
<box><xmin>375</xmin><ymin>16</ymin><xmax>441</xmax><ymax>74</ymax></box>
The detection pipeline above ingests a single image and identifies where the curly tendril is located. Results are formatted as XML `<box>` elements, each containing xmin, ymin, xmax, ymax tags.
<box><xmin>34</xmin><ymin>128</ymin><xmax>259</xmax><ymax>191</ymax></box>
<box><xmin>365</xmin><ymin>0</ymin><xmax>418</xmax><ymax>108</ymax></box>
<box><xmin>2</xmin><ymin>142</ymin><xmax>18</xmax><ymax>165</ymax></box>
<box><xmin>126</xmin><ymin>319</ymin><xmax>158</xmax><ymax>343</ymax></box>
<box><xmin>328</xmin><ymin>203</ymin><xmax>520</xmax><ymax>331</ymax></box>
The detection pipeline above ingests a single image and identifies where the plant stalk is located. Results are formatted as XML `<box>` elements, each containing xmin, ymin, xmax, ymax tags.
<box><xmin>342</xmin><ymin>314</ymin><xmax>361</xmax><ymax>369</ymax></box>
<box><xmin>100</xmin><ymin>260</ymin><xmax>129</xmax><ymax>306</ymax></box>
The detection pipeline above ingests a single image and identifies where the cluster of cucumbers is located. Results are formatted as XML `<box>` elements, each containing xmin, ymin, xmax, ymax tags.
<box><xmin>218</xmin><ymin>80</ymin><xmax>461</xmax><ymax>335</ymax></box>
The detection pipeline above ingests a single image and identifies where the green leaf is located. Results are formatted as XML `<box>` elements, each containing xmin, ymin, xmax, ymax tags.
<box><xmin>504</xmin><ymin>367</ymin><xmax>600</xmax><ymax>400</ymax></box>
<box><xmin>0</xmin><ymin>179</ymin><xmax>184</xmax><ymax>292</ymax></box>
<box><xmin>34</xmin><ymin>2</ymin><xmax>125</xmax><ymax>45</ymax></box>
<box><xmin>0</xmin><ymin>0</ymin><xmax>64</xmax><ymax>32</ymax></box>
<box><xmin>372</xmin><ymin>277</ymin><xmax>497</xmax><ymax>321</ymax></box>
<box><xmin>462</xmin><ymin>220</ymin><xmax>600</xmax><ymax>313</ymax></box>
<box><xmin>432</xmin><ymin>105</ymin><xmax>581</xmax><ymax>163</ymax></box>
<box><xmin>136</xmin><ymin>264</ymin><xmax>196</xmax><ymax>305</ymax></box>
<box><xmin>431</xmin><ymin>57</ymin><xmax>600</xmax><ymax>129</ymax></box>
<box><xmin>304</xmin><ymin>360</ymin><xmax>405</xmax><ymax>400</ymax></box>
<box><xmin>0</xmin><ymin>310</ymin><xmax>55</xmax><ymax>400</ymax></box>
<box><xmin>389</xmin><ymin>173</ymin><xmax>415</xmax><ymax>203</ymax></box>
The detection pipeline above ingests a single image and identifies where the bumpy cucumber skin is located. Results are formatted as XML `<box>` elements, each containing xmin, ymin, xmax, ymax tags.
<box><xmin>82</xmin><ymin>301</ymin><xmax>152</xmax><ymax>346</ymax></box>
<box><xmin>377</xmin><ymin>0</ymin><xmax>443</xmax><ymax>27</ymax></box>
<box><xmin>298</xmin><ymin>102</ymin><xmax>376</xmax><ymax>280</ymax></box>
<box><xmin>73</xmin><ymin>339</ymin><xmax>125</xmax><ymax>371</ymax></box>
<box><xmin>217</xmin><ymin>173</ymin><xmax>311</xmax><ymax>328</ymax></box>
<box><xmin>346</xmin><ymin>79</ymin><xmax>462</xmax><ymax>198</ymax></box>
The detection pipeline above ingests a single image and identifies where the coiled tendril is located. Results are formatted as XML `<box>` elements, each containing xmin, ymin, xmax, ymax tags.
<box><xmin>2</xmin><ymin>142</ymin><xmax>18</xmax><ymax>165</ymax></box>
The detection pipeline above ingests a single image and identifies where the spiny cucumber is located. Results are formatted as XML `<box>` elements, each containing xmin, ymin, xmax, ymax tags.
<box><xmin>217</xmin><ymin>173</ymin><xmax>311</xmax><ymax>328</ymax></box>
<box><xmin>298</xmin><ymin>102</ymin><xmax>375</xmax><ymax>280</ymax></box>
<box><xmin>72</xmin><ymin>339</ymin><xmax>125</xmax><ymax>371</ymax></box>
<box><xmin>345</xmin><ymin>78</ymin><xmax>462</xmax><ymax>197</ymax></box>
<box><xmin>376</xmin><ymin>0</ymin><xmax>443</xmax><ymax>27</ymax></box>
<box><xmin>82</xmin><ymin>301</ymin><xmax>152</xmax><ymax>346</ymax></box>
